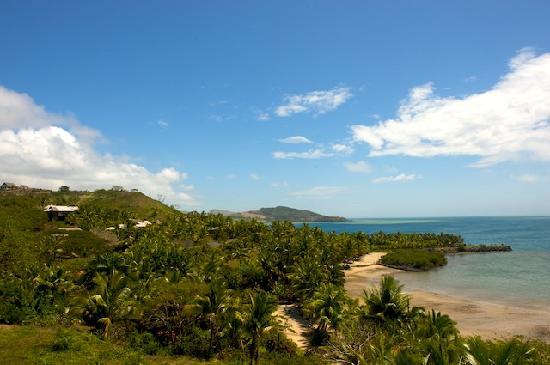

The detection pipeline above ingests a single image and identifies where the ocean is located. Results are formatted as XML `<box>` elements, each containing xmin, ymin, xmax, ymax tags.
<box><xmin>309</xmin><ymin>217</ymin><xmax>550</xmax><ymax>308</ymax></box>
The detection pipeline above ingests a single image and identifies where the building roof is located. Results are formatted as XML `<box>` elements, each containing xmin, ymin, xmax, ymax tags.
<box><xmin>43</xmin><ymin>205</ymin><xmax>79</xmax><ymax>212</ymax></box>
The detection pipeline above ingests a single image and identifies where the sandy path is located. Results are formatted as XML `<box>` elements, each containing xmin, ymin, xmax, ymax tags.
<box><xmin>276</xmin><ymin>304</ymin><xmax>310</xmax><ymax>350</ymax></box>
<box><xmin>345</xmin><ymin>252</ymin><xmax>550</xmax><ymax>342</ymax></box>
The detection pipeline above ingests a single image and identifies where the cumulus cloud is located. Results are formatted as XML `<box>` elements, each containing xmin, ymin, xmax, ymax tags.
<box><xmin>0</xmin><ymin>85</ymin><xmax>199</xmax><ymax>207</ymax></box>
<box><xmin>273</xmin><ymin>143</ymin><xmax>354</xmax><ymax>160</ymax></box>
<box><xmin>249</xmin><ymin>173</ymin><xmax>260</xmax><ymax>180</ymax></box>
<box><xmin>351</xmin><ymin>49</ymin><xmax>550</xmax><ymax>167</ymax></box>
<box><xmin>372</xmin><ymin>173</ymin><xmax>418</xmax><ymax>184</ymax></box>
<box><xmin>344</xmin><ymin>161</ymin><xmax>372</xmax><ymax>173</ymax></box>
<box><xmin>157</xmin><ymin>120</ymin><xmax>169</xmax><ymax>128</ymax></box>
<box><xmin>278</xmin><ymin>136</ymin><xmax>313</xmax><ymax>144</ymax></box>
<box><xmin>289</xmin><ymin>186</ymin><xmax>348</xmax><ymax>198</ymax></box>
<box><xmin>275</xmin><ymin>87</ymin><xmax>352</xmax><ymax>117</ymax></box>
<box><xmin>331</xmin><ymin>143</ymin><xmax>354</xmax><ymax>155</ymax></box>
<box><xmin>273</xmin><ymin>148</ymin><xmax>332</xmax><ymax>160</ymax></box>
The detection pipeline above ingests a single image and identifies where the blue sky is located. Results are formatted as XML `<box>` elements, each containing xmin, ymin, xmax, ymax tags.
<box><xmin>1</xmin><ymin>1</ymin><xmax>550</xmax><ymax>217</ymax></box>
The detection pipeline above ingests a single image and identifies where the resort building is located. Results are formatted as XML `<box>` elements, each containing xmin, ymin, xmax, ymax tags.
<box><xmin>44</xmin><ymin>205</ymin><xmax>79</xmax><ymax>221</ymax></box>
<box><xmin>1</xmin><ymin>182</ymin><xmax>16</xmax><ymax>191</ymax></box>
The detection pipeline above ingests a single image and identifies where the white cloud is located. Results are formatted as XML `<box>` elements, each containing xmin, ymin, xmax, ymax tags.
<box><xmin>273</xmin><ymin>148</ymin><xmax>332</xmax><ymax>160</ymax></box>
<box><xmin>344</xmin><ymin>160</ymin><xmax>372</xmax><ymax>173</ymax></box>
<box><xmin>278</xmin><ymin>136</ymin><xmax>313</xmax><ymax>144</ymax></box>
<box><xmin>250</xmin><ymin>173</ymin><xmax>260</xmax><ymax>180</ymax></box>
<box><xmin>289</xmin><ymin>186</ymin><xmax>348</xmax><ymax>198</ymax></box>
<box><xmin>226</xmin><ymin>173</ymin><xmax>237</xmax><ymax>180</ymax></box>
<box><xmin>0</xmin><ymin>85</ymin><xmax>199</xmax><ymax>207</ymax></box>
<box><xmin>271</xmin><ymin>181</ymin><xmax>289</xmax><ymax>188</ymax></box>
<box><xmin>351</xmin><ymin>49</ymin><xmax>550</xmax><ymax>167</ymax></box>
<box><xmin>257</xmin><ymin>112</ymin><xmax>270</xmax><ymax>121</ymax></box>
<box><xmin>275</xmin><ymin>87</ymin><xmax>352</xmax><ymax>117</ymax></box>
<box><xmin>157</xmin><ymin>120</ymin><xmax>169</xmax><ymax>128</ymax></box>
<box><xmin>464</xmin><ymin>75</ymin><xmax>478</xmax><ymax>83</ymax></box>
<box><xmin>513</xmin><ymin>174</ymin><xmax>539</xmax><ymax>183</ymax></box>
<box><xmin>372</xmin><ymin>173</ymin><xmax>419</xmax><ymax>184</ymax></box>
<box><xmin>331</xmin><ymin>143</ymin><xmax>354</xmax><ymax>155</ymax></box>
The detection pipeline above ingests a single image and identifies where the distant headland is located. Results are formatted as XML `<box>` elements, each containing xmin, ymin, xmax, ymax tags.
<box><xmin>210</xmin><ymin>205</ymin><xmax>348</xmax><ymax>222</ymax></box>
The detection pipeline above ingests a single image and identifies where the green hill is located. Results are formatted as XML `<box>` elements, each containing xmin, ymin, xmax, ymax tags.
<box><xmin>76</xmin><ymin>189</ymin><xmax>177</xmax><ymax>219</ymax></box>
<box><xmin>248</xmin><ymin>206</ymin><xmax>347</xmax><ymax>222</ymax></box>
<box><xmin>0</xmin><ymin>188</ymin><xmax>179</xmax><ymax>273</ymax></box>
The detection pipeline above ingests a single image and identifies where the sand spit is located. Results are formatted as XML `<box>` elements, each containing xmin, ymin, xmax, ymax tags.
<box><xmin>345</xmin><ymin>252</ymin><xmax>550</xmax><ymax>342</ymax></box>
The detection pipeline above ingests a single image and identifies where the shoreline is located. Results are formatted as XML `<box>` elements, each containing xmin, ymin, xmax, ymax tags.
<box><xmin>344</xmin><ymin>252</ymin><xmax>550</xmax><ymax>342</ymax></box>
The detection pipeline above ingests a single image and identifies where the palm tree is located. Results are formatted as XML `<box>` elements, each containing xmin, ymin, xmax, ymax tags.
<box><xmin>194</xmin><ymin>283</ymin><xmax>227</xmax><ymax>355</ymax></box>
<box><xmin>361</xmin><ymin>275</ymin><xmax>410</xmax><ymax>325</ymax></box>
<box><xmin>245</xmin><ymin>291</ymin><xmax>277</xmax><ymax>365</ymax></box>
<box><xmin>83</xmin><ymin>269</ymin><xmax>136</xmax><ymax>338</ymax></box>
<box><xmin>305</xmin><ymin>283</ymin><xmax>349</xmax><ymax>335</ymax></box>
<box><xmin>465</xmin><ymin>337</ymin><xmax>534</xmax><ymax>365</ymax></box>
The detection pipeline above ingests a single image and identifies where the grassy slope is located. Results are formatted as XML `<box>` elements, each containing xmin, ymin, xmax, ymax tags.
<box><xmin>0</xmin><ymin>325</ymin><xmax>212</xmax><ymax>365</ymax></box>
<box><xmin>77</xmin><ymin>190</ymin><xmax>178</xmax><ymax>219</ymax></box>
<box><xmin>0</xmin><ymin>190</ymin><xmax>178</xmax><ymax>272</ymax></box>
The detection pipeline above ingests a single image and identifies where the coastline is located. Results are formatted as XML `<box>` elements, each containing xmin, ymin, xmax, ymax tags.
<box><xmin>345</xmin><ymin>252</ymin><xmax>550</xmax><ymax>342</ymax></box>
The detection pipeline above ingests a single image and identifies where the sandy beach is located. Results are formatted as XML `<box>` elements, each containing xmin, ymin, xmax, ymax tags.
<box><xmin>345</xmin><ymin>252</ymin><xmax>550</xmax><ymax>342</ymax></box>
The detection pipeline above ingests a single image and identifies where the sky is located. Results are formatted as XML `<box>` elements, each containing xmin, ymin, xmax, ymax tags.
<box><xmin>1</xmin><ymin>1</ymin><xmax>550</xmax><ymax>217</ymax></box>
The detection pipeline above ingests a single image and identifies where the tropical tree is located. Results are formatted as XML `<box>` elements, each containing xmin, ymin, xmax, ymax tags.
<box><xmin>304</xmin><ymin>283</ymin><xmax>350</xmax><ymax>336</ymax></box>
<box><xmin>361</xmin><ymin>276</ymin><xmax>411</xmax><ymax>325</ymax></box>
<box><xmin>194</xmin><ymin>283</ymin><xmax>228</xmax><ymax>355</ymax></box>
<box><xmin>82</xmin><ymin>270</ymin><xmax>137</xmax><ymax>338</ymax></box>
<box><xmin>465</xmin><ymin>337</ymin><xmax>534</xmax><ymax>365</ymax></box>
<box><xmin>244</xmin><ymin>291</ymin><xmax>277</xmax><ymax>365</ymax></box>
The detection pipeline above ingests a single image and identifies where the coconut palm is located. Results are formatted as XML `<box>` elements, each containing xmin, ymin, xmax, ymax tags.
<box><xmin>305</xmin><ymin>283</ymin><xmax>349</xmax><ymax>335</ymax></box>
<box><xmin>244</xmin><ymin>291</ymin><xmax>277</xmax><ymax>365</ymax></box>
<box><xmin>83</xmin><ymin>269</ymin><xmax>136</xmax><ymax>338</ymax></box>
<box><xmin>465</xmin><ymin>337</ymin><xmax>534</xmax><ymax>365</ymax></box>
<box><xmin>361</xmin><ymin>276</ymin><xmax>410</xmax><ymax>325</ymax></box>
<box><xmin>194</xmin><ymin>283</ymin><xmax>228</xmax><ymax>355</ymax></box>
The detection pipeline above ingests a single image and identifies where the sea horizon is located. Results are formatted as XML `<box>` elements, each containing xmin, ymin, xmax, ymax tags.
<box><xmin>310</xmin><ymin>216</ymin><xmax>550</xmax><ymax>308</ymax></box>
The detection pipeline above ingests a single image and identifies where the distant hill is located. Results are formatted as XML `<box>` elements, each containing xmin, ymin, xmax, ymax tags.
<box><xmin>211</xmin><ymin>206</ymin><xmax>347</xmax><ymax>222</ymax></box>
<box><xmin>249</xmin><ymin>206</ymin><xmax>347</xmax><ymax>222</ymax></box>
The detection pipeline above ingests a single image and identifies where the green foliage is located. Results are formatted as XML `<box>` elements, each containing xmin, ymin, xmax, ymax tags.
<box><xmin>381</xmin><ymin>250</ymin><xmax>447</xmax><ymax>270</ymax></box>
<box><xmin>1</xmin><ymin>191</ymin><xmax>547</xmax><ymax>364</ymax></box>
<box><xmin>361</xmin><ymin>276</ymin><xmax>411</xmax><ymax>325</ymax></box>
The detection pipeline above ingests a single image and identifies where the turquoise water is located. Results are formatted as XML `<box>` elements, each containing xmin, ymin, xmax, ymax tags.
<box><xmin>309</xmin><ymin>217</ymin><xmax>550</xmax><ymax>307</ymax></box>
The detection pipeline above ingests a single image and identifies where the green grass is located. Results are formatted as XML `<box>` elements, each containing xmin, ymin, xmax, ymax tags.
<box><xmin>0</xmin><ymin>325</ymin><xmax>223</xmax><ymax>365</ymax></box>
<box><xmin>380</xmin><ymin>250</ymin><xmax>447</xmax><ymax>271</ymax></box>
<box><xmin>78</xmin><ymin>190</ymin><xmax>179</xmax><ymax>220</ymax></box>
<box><xmin>0</xmin><ymin>326</ymin><xmax>321</xmax><ymax>365</ymax></box>
<box><xmin>0</xmin><ymin>325</ymin><xmax>144</xmax><ymax>364</ymax></box>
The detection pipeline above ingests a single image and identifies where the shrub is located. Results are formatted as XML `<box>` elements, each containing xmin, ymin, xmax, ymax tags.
<box><xmin>261</xmin><ymin>328</ymin><xmax>297</xmax><ymax>355</ymax></box>
<box><xmin>380</xmin><ymin>250</ymin><xmax>447</xmax><ymax>271</ymax></box>
<box><xmin>51</xmin><ymin>329</ymin><xmax>79</xmax><ymax>352</ymax></box>
<box><xmin>128</xmin><ymin>331</ymin><xmax>160</xmax><ymax>355</ymax></box>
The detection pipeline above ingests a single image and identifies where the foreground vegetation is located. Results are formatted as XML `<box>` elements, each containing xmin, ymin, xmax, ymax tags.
<box><xmin>1</xmin><ymin>191</ymin><xmax>548</xmax><ymax>364</ymax></box>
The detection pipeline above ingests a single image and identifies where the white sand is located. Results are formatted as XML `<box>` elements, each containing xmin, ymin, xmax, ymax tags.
<box><xmin>345</xmin><ymin>252</ymin><xmax>550</xmax><ymax>342</ymax></box>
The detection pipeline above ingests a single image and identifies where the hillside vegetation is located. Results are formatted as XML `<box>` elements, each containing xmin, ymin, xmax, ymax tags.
<box><xmin>0</xmin><ymin>192</ymin><xmax>547</xmax><ymax>364</ymax></box>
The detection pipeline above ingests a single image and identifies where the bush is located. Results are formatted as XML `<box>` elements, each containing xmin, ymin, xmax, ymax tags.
<box><xmin>52</xmin><ymin>329</ymin><xmax>79</xmax><ymax>352</ymax></box>
<box><xmin>261</xmin><ymin>328</ymin><xmax>297</xmax><ymax>355</ymax></box>
<box><xmin>128</xmin><ymin>331</ymin><xmax>160</xmax><ymax>355</ymax></box>
<box><xmin>173</xmin><ymin>327</ymin><xmax>211</xmax><ymax>358</ymax></box>
<box><xmin>381</xmin><ymin>250</ymin><xmax>447</xmax><ymax>271</ymax></box>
